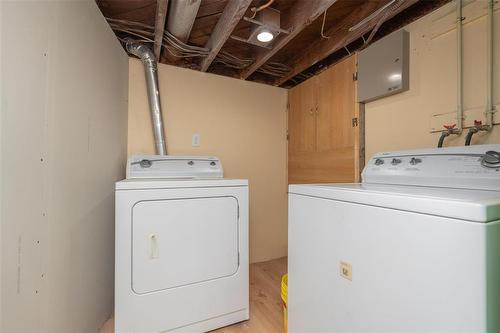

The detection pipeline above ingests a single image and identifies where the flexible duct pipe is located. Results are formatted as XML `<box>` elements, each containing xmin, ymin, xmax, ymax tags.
<box><xmin>125</xmin><ymin>39</ymin><xmax>167</xmax><ymax>155</ymax></box>
<box><xmin>437</xmin><ymin>131</ymin><xmax>450</xmax><ymax>148</ymax></box>
<box><xmin>465</xmin><ymin>128</ymin><xmax>478</xmax><ymax>146</ymax></box>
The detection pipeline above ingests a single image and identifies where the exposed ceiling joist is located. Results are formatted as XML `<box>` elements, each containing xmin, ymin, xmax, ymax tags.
<box><xmin>98</xmin><ymin>0</ymin><xmax>451</xmax><ymax>88</ymax></box>
<box><xmin>200</xmin><ymin>0</ymin><xmax>253</xmax><ymax>72</ymax></box>
<box><xmin>153</xmin><ymin>0</ymin><xmax>169</xmax><ymax>60</ymax></box>
<box><xmin>240</xmin><ymin>0</ymin><xmax>339</xmax><ymax>80</ymax></box>
<box><xmin>274</xmin><ymin>0</ymin><xmax>419</xmax><ymax>86</ymax></box>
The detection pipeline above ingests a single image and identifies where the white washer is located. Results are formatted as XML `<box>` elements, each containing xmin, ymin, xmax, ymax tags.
<box><xmin>115</xmin><ymin>156</ymin><xmax>249</xmax><ymax>333</ymax></box>
<box><xmin>288</xmin><ymin>144</ymin><xmax>500</xmax><ymax>333</ymax></box>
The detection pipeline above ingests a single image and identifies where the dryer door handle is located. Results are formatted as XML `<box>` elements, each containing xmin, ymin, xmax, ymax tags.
<box><xmin>150</xmin><ymin>234</ymin><xmax>159</xmax><ymax>259</ymax></box>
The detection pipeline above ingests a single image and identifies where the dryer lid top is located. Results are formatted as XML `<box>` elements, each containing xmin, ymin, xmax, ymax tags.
<box><xmin>126</xmin><ymin>155</ymin><xmax>223</xmax><ymax>179</ymax></box>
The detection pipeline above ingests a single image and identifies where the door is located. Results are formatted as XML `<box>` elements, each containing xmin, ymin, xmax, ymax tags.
<box><xmin>288</xmin><ymin>75</ymin><xmax>317</xmax><ymax>153</ymax></box>
<box><xmin>131</xmin><ymin>196</ymin><xmax>239</xmax><ymax>294</ymax></box>
<box><xmin>316</xmin><ymin>56</ymin><xmax>356</xmax><ymax>152</ymax></box>
<box><xmin>288</xmin><ymin>55</ymin><xmax>362</xmax><ymax>184</ymax></box>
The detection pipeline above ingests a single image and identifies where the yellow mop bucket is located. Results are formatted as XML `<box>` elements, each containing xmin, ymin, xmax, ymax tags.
<box><xmin>281</xmin><ymin>274</ymin><xmax>288</xmax><ymax>333</ymax></box>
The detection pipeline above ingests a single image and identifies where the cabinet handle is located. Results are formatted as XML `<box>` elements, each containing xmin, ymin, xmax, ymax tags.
<box><xmin>309</xmin><ymin>108</ymin><xmax>314</xmax><ymax>115</ymax></box>
<box><xmin>315</xmin><ymin>106</ymin><xmax>319</xmax><ymax>115</ymax></box>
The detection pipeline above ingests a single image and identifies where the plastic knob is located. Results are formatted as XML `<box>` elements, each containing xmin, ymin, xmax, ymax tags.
<box><xmin>374</xmin><ymin>158</ymin><xmax>384</xmax><ymax>166</ymax></box>
<box><xmin>410</xmin><ymin>157</ymin><xmax>422</xmax><ymax>165</ymax></box>
<box><xmin>139</xmin><ymin>159</ymin><xmax>152</xmax><ymax>168</ymax></box>
<box><xmin>481</xmin><ymin>151</ymin><xmax>500</xmax><ymax>169</ymax></box>
<box><xmin>391</xmin><ymin>158</ymin><xmax>402</xmax><ymax>165</ymax></box>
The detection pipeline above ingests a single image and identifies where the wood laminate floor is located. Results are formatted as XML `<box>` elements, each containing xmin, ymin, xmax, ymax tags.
<box><xmin>211</xmin><ymin>257</ymin><xmax>287</xmax><ymax>333</ymax></box>
<box><xmin>99</xmin><ymin>257</ymin><xmax>287</xmax><ymax>333</ymax></box>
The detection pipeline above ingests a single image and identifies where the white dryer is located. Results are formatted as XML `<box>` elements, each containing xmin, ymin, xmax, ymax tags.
<box><xmin>288</xmin><ymin>144</ymin><xmax>500</xmax><ymax>333</ymax></box>
<box><xmin>115</xmin><ymin>156</ymin><xmax>248</xmax><ymax>333</ymax></box>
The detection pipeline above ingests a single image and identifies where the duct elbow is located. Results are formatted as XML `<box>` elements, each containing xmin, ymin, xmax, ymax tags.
<box><xmin>125</xmin><ymin>38</ymin><xmax>156</xmax><ymax>65</ymax></box>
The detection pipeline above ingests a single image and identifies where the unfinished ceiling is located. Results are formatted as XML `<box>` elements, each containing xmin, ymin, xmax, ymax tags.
<box><xmin>97</xmin><ymin>0</ymin><xmax>450</xmax><ymax>88</ymax></box>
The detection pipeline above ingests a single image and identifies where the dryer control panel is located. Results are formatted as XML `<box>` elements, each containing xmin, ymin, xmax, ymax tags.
<box><xmin>363</xmin><ymin>144</ymin><xmax>500</xmax><ymax>190</ymax></box>
<box><xmin>126</xmin><ymin>155</ymin><xmax>223</xmax><ymax>179</ymax></box>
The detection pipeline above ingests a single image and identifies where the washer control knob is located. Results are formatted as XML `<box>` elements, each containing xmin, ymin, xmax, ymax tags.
<box><xmin>481</xmin><ymin>151</ymin><xmax>500</xmax><ymax>168</ymax></box>
<box><xmin>410</xmin><ymin>157</ymin><xmax>422</xmax><ymax>165</ymax></box>
<box><xmin>374</xmin><ymin>158</ymin><xmax>384</xmax><ymax>166</ymax></box>
<box><xmin>391</xmin><ymin>158</ymin><xmax>402</xmax><ymax>165</ymax></box>
<box><xmin>187</xmin><ymin>160</ymin><xmax>194</xmax><ymax>166</ymax></box>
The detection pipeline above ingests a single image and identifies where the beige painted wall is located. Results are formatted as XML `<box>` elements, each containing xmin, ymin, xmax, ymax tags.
<box><xmin>365</xmin><ymin>0</ymin><xmax>500</xmax><ymax>159</ymax></box>
<box><xmin>128</xmin><ymin>60</ymin><xmax>288</xmax><ymax>263</ymax></box>
<box><xmin>1</xmin><ymin>1</ymin><xmax>128</xmax><ymax>332</ymax></box>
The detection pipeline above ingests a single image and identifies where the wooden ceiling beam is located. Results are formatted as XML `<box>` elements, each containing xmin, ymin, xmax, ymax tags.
<box><xmin>153</xmin><ymin>0</ymin><xmax>169</xmax><ymax>60</ymax></box>
<box><xmin>274</xmin><ymin>0</ymin><xmax>419</xmax><ymax>86</ymax></box>
<box><xmin>240</xmin><ymin>0</ymin><xmax>339</xmax><ymax>80</ymax></box>
<box><xmin>200</xmin><ymin>0</ymin><xmax>252</xmax><ymax>72</ymax></box>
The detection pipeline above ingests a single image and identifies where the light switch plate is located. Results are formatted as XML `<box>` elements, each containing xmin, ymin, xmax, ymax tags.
<box><xmin>192</xmin><ymin>133</ymin><xmax>200</xmax><ymax>147</ymax></box>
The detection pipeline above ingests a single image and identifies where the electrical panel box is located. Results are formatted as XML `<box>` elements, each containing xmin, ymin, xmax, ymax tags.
<box><xmin>357</xmin><ymin>29</ymin><xmax>409</xmax><ymax>103</ymax></box>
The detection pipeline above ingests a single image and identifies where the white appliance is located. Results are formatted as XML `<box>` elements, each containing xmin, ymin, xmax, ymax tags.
<box><xmin>288</xmin><ymin>144</ymin><xmax>500</xmax><ymax>333</ymax></box>
<box><xmin>115</xmin><ymin>155</ymin><xmax>249</xmax><ymax>333</ymax></box>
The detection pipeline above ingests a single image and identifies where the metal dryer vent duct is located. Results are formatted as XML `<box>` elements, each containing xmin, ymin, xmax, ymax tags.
<box><xmin>125</xmin><ymin>39</ymin><xmax>167</xmax><ymax>155</ymax></box>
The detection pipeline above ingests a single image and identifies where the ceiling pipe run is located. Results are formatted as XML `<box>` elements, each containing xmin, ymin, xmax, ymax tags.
<box><xmin>456</xmin><ymin>0</ymin><xmax>464</xmax><ymax>133</ymax></box>
<box><xmin>485</xmin><ymin>0</ymin><xmax>495</xmax><ymax>129</ymax></box>
<box><xmin>125</xmin><ymin>39</ymin><xmax>167</xmax><ymax>155</ymax></box>
<box><xmin>166</xmin><ymin>0</ymin><xmax>201</xmax><ymax>43</ymax></box>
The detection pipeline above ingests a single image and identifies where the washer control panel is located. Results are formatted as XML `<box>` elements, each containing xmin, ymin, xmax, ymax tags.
<box><xmin>363</xmin><ymin>144</ymin><xmax>500</xmax><ymax>190</ymax></box>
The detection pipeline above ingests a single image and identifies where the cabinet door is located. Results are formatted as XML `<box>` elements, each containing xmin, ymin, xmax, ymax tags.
<box><xmin>288</xmin><ymin>55</ymin><xmax>361</xmax><ymax>184</ymax></box>
<box><xmin>316</xmin><ymin>56</ymin><xmax>356</xmax><ymax>152</ymax></box>
<box><xmin>288</xmin><ymin>77</ymin><xmax>317</xmax><ymax>153</ymax></box>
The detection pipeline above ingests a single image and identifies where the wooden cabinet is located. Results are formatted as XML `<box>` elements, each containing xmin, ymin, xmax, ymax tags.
<box><xmin>288</xmin><ymin>55</ymin><xmax>363</xmax><ymax>184</ymax></box>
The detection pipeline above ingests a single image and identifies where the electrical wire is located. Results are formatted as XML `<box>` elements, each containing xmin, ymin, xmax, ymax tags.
<box><xmin>321</xmin><ymin>10</ymin><xmax>330</xmax><ymax>39</ymax></box>
<box><xmin>348</xmin><ymin>0</ymin><xmax>397</xmax><ymax>32</ymax></box>
<box><xmin>214</xmin><ymin>51</ymin><xmax>253</xmax><ymax>69</ymax></box>
<box><xmin>107</xmin><ymin>18</ymin><xmax>209</xmax><ymax>59</ymax></box>
<box><xmin>257</xmin><ymin>62</ymin><xmax>291</xmax><ymax>77</ymax></box>
<box><xmin>249</xmin><ymin>0</ymin><xmax>275</xmax><ymax>19</ymax></box>
<box><xmin>106</xmin><ymin>17</ymin><xmax>291</xmax><ymax>78</ymax></box>
<box><xmin>364</xmin><ymin>0</ymin><xmax>405</xmax><ymax>45</ymax></box>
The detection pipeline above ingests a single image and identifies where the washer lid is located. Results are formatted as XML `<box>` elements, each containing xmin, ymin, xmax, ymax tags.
<box><xmin>289</xmin><ymin>183</ymin><xmax>500</xmax><ymax>222</ymax></box>
<box><xmin>116</xmin><ymin>178</ymin><xmax>248</xmax><ymax>190</ymax></box>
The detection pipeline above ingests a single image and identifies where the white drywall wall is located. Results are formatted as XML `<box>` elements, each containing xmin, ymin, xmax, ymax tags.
<box><xmin>0</xmin><ymin>1</ymin><xmax>128</xmax><ymax>332</ymax></box>
<box><xmin>365</xmin><ymin>1</ymin><xmax>500</xmax><ymax>158</ymax></box>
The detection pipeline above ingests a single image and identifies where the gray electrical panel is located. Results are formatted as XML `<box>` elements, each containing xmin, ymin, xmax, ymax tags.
<box><xmin>357</xmin><ymin>29</ymin><xmax>409</xmax><ymax>103</ymax></box>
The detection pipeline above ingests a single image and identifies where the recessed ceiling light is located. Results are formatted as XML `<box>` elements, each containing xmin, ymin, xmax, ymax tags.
<box><xmin>257</xmin><ymin>30</ymin><xmax>274</xmax><ymax>43</ymax></box>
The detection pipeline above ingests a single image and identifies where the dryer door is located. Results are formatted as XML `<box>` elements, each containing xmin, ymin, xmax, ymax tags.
<box><xmin>131</xmin><ymin>196</ymin><xmax>239</xmax><ymax>294</ymax></box>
